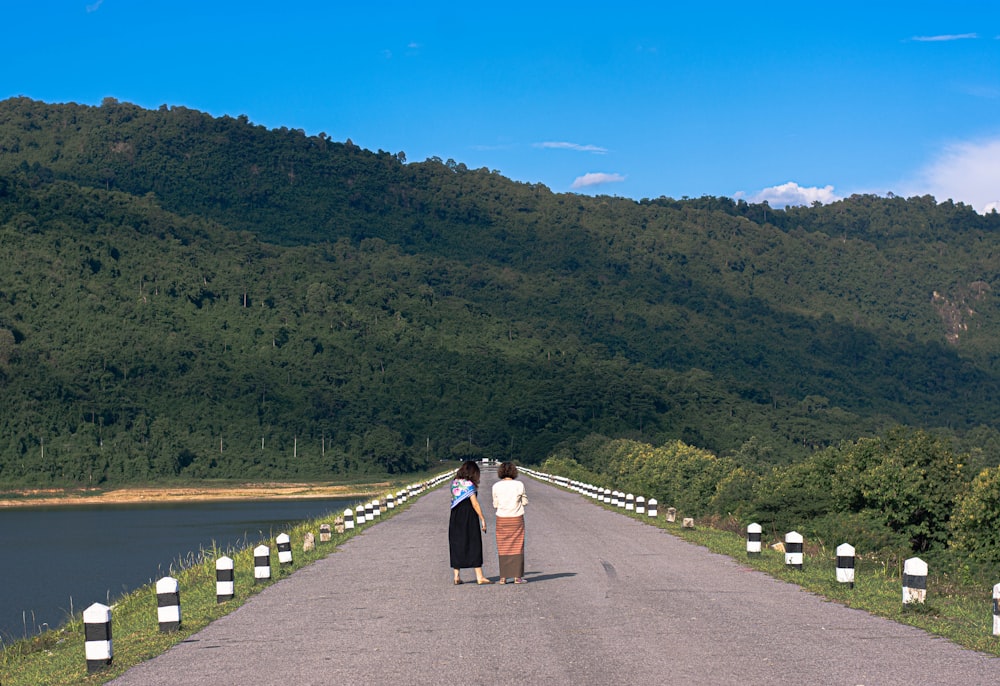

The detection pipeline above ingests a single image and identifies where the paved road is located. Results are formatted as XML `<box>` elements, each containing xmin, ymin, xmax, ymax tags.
<box><xmin>111</xmin><ymin>470</ymin><xmax>1000</xmax><ymax>685</ymax></box>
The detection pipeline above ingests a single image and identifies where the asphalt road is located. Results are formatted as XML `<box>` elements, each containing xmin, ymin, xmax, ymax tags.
<box><xmin>110</xmin><ymin>469</ymin><xmax>1000</xmax><ymax>685</ymax></box>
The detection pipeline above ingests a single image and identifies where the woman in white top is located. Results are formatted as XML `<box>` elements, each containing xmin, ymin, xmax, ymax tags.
<box><xmin>492</xmin><ymin>462</ymin><xmax>528</xmax><ymax>584</ymax></box>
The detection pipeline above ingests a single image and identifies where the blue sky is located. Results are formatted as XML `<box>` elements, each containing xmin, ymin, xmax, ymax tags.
<box><xmin>6</xmin><ymin>1</ymin><xmax>1000</xmax><ymax>211</ymax></box>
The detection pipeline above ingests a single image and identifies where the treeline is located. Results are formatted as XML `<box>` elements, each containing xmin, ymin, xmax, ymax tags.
<box><xmin>543</xmin><ymin>428</ymin><xmax>1000</xmax><ymax>575</ymax></box>
<box><xmin>3</xmin><ymin>97</ymin><xmax>1000</xmax><ymax>485</ymax></box>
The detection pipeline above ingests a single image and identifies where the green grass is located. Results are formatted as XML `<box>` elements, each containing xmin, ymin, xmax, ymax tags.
<box><xmin>613</xmin><ymin>506</ymin><xmax>1000</xmax><ymax>655</ymax></box>
<box><xmin>0</xmin><ymin>476</ymin><xmax>448</xmax><ymax>685</ymax></box>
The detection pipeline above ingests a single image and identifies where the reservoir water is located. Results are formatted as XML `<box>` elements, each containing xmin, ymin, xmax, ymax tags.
<box><xmin>0</xmin><ymin>497</ymin><xmax>355</xmax><ymax>643</ymax></box>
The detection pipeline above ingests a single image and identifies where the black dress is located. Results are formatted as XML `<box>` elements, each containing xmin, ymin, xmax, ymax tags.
<box><xmin>449</xmin><ymin>495</ymin><xmax>483</xmax><ymax>568</ymax></box>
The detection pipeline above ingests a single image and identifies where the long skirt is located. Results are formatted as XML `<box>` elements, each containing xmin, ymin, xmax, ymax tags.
<box><xmin>495</xmin><ymin>515</ymin><xmax>525</xmax><ymax>579</ymax></box>
<box><xmin>449</xmin><ymin>498</ymin><xmax>483</xmax><ymax>569</ymax></box>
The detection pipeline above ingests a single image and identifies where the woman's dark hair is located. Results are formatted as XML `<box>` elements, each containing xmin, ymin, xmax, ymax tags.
<box><xmin>455</xmin><ymin>460</ymin><xmax>481</xmax><ymax>485</ymax></box>
<box><xmin>497</xmin><ymin>462</ymin><xmax>518</xmax><ymax>479</ymax></box>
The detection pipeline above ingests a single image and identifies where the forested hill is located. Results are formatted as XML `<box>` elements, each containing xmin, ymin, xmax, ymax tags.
<box><xmin>2</xmin><ymin>96</ymin><xmax>1000</xmax><ymax>486</ymax></box>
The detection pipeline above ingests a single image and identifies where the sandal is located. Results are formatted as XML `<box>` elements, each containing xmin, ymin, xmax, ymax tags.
<box><xmin>498</xmin><ymin>578</ymin><xmax>507</xmax><ymax>584</ymax></box>
<box><xmin>513</xmin><ymin>577</ymin><xmax>527</xmax><ymax>584</ymax></box>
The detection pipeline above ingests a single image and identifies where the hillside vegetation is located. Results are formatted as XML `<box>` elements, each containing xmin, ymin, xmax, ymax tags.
<box><xmin>2</xmin><ymin>96</ymin><xmax>1000</xmax><ymax>486</ymax></box>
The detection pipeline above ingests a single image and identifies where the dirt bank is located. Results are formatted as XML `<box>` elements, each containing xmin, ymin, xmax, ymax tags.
<box><xmin>0</xmin><ymin>482</ymin><xmax>391</xmax><ymax>508</ymax></box>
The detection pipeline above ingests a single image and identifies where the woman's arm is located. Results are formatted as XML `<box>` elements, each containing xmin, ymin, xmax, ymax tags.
<box><xmin>470</xmin><ymin>493</ymin><xmax>487</xmax><ymax>532</ymax></box>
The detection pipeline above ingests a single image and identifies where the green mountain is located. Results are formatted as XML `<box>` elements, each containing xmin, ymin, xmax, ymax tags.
<box><xmin>2</xmin><ymin>96</ymin><xmax>999</xmax><ymax>485</ymax></box>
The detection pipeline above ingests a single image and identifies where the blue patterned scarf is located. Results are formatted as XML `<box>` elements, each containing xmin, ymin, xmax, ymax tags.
<box><xmin>450</xmin><ymin>478</ymin><xmax>476</xmax><ymax>509</ymax></box>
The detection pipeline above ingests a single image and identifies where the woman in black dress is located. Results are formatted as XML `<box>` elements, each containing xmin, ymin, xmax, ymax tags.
<box><xmin>449</xmin><ymin>460</ymin><xmax>492</xmax><ymax>585</ymax></box>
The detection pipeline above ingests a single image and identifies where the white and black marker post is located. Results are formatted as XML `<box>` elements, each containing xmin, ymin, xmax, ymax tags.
<box><xmin>344</xmin><ymin>507</ymin><xmax>355</xmax><ymax>530</ymax></box>
<box><xmin>373</xmin><ymin>499</ymin><xmax>382</xmax><ymax>518</ymax></box>
<box><xmin>364</xmin><ymin>501</ymin><xmax>374</xmax><ymax>522</ymax></box>
<box><xmin>902</xmin><ymin>557</ymin><xmax>927</xmax><ymax>605</ymax></box>
<box><xmin>387</xmin><ymin>492</ymin><xmax>396</xmax><ymax>509</ymax></box>
<box><xmin>216</xmin><ymin>556</ymin><xmax>235</xmax><ymax>603</ymax></box>
<box><xmin>83</xmin><ymin>602</ymin><xmax>113</xmax><ymax>673</ymax></box>
<box><xmin>356</xmin><ymin>504</ymin><xmax>366</xmax><ymax>525</ymax></box>
<box><xmin>625</xmin><ymin>493</ymin><xmax>635</xmax><ymax>511</ymax></box>
<box><xmin>277</xmin><ymin>533</ymin><xmax>293</xmax><ymax>565</ymax></box>
<box><xmin>320</xmin><ymin>523</ymin><xmax>331</xmax><ymax>543</ymax></box>
<box><xmin>647</xmin><ymin>498</ymin><xmax>658</xmax><ymax>517</ymax></box>
<box><xmin>254</xmin><ymin>544</ymin><xmax>271</xmax><ymax>582</ymax></box>
<box><xmin>785</xmin><ymin>531</ymin><xmax>803</xmax><ymax>570</ymax></box>
<box><xmin>993</xmin><ymin>583</ymin><xmax>1000</xmax><ymax>637</ymax></box>
<box><xmin>156</xmin><ymin>576</ymin><xmax>181</xmax><ymax>632</ymax></box>
<box><xmin>635</xmin><ymin>496</ymin><xmax>646</xmax><ymax>514</ymax></box>
<box><xmin>836</xmin><ymin>543</ymin><xmax>855</xmax><ymax>589</ymax></box>
<box><xmin>746</xmin><ymin>523</ymin><xmax>762</xmax><ymax>557</ymax></box>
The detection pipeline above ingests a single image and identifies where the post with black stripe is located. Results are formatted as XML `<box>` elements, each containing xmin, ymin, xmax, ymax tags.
<box><xmin>355</xmin><ymin>504</ymin><xmax>366</xmax><ymax>526</ymax></box>
<box><xmin>746</xmin><ymin>523</ymin><xmax>762</xmax><ymax>557</ymax></box>
<box><xmin>216</xmin><ymin>556</ymin><xmax>235</xmax><ymax>603</ymax></box>
<box><xmin>647</xmin><ymin>498</ymin><xmax>658</xmax><ymax>517</ymax></box>
<box><xmin>635</xmin><ymin>496</ymin><xmax>646</xmax><ymax>514</ymax></box>
<box><xmin>993</xmin><ymin>583</ymin><xmax>1000</xmax><ymax>637</ymax></box>
<box><xmin>387</xmin><ymin>492</ymin><xmax>396</xmax><ymax>510</ymax></box>
<box><xmin>902</xmin><ymin>557</ymin><xmax>927</xmax><ymax>605</ymax></box>
<box><xmin>320</xmin><ymin>523</ymin><xmax>331</xmax><ymax>543</ymax></box>
<box><xmin>344</xmin><ymin>507</ymin><xmax>355</xmax><ymax>530</ymax></box>
<box><xmin>254</xmin><ymin>544</ymin><xmax>271</xmax><ymax>582</ymax></box>
<box><xmin>784</xmin><ymin>531</ymin><xmax>803</xmax><ymax>570</ymax></box>
<box><xmin>277</xmin><ymin>533</ymin><xmax>293</xmax><ymax>565</ymax></box>
<box><xmin>364</xmin><ymin>501</ymin><xmax>374</xmax><ymax>522</ymax></box>
<box><xmin>625</xmin><ymin>493</ymin><xmax>635</xmax><ymax>511</ymax></box>
<box><xmin>83</xmin><ymin>602</ymin><xmax>112</xmax><ymax>673</ymax></box>
<box><xmin>836</xmin><ymin>543</ymin><xmax>855</xmax><ymax>589</ymax></box>
<box><xmin>156</xmin><ymin>576</ymin><xmax>181</xmax><ymax>632</ymax></box>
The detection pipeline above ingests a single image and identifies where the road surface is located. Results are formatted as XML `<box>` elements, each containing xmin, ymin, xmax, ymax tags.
<box><xmin>110</xmin><ymin>469</ymin><xmax>1000</xmax><ymax>685</ymax></box>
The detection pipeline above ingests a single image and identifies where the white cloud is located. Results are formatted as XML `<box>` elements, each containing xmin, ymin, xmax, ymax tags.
<box><xmin>911</xmin><ymin>33</ymin><xmax>978</xmax><ymax>42</ymax></box>
<box><xmin>740</xmin><ymin>182</ymin><xmax>839</xmax><ymax>207</ymax></box>
<box><xmin>902</xmin><ymin>137</ymin><xmax>1000</xmax><ymax>213</ymax></box>
<box><xmin>571</xmin><ymin>172</ymin><xmax>626</xmax><ymax>189</ymax></box>
<box><xmin>86</xmin><ymin>0</ymin><xmax>104</xmax><ymax>12</ymax></box>
<box><xmin>536</xmin><ymin>141</ymin><xmax>607</xmax><ymax>154</ymax></box>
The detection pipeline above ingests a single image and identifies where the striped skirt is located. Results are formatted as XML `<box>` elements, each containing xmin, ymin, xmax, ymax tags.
<box><xmin>495</xmin><ymin>515</ymin><xmax>525</xmax><ymax>579</ymax></box>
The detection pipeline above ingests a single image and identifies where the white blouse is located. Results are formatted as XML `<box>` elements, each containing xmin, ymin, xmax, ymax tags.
<box><xmin>492</xmin><ymin>478</ymin><xmax>528</xmax><ymax>517</ymax></box>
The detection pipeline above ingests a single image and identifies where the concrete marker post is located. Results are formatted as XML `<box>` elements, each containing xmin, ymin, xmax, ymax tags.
<box><xmin>993</xmin><ymin>583</ymin><xmax>1000</xmax><ymax>637</ymax></box>
<box><xmin>666</xmin><ymin>507</ymin><xmax>677</xmax><ymax>523</ymax></box>
<box><xmin>355</xmin><ymin>504</ymin><xmax>366</xmax><ymax>526</ymax></box>
<box><xmin>635</xmin><ymin>496</ymin><xmax>646</xmax><ymax>514</ymax></box>
<box><xmin>625</xmin><ymin>493</ymin><xmax>635</xmax><ymax>511</ymax></box>
<box><xmin>836</xmin><ymin>543</ymin><xmax>856</xmax><ymax>589</ymax></box>
<box><xmin>254</xmin><ymin>544</ymin><xmax>271</xmax><ymax>582</ymax></box>
<box><xmin>155</xmin><ymin>576</ymin><xmax>181</xmax><ymax>632</ymax></box>
<box><xmin>603</xmin><ymin>488</ymin><xmax>612</xmax><ymax>504</ymax></box>
<box><xmin>277</xmin><ymin>533</ymin><xmax>293</xmax><ymax>565</ymax></box>
<box><xmin>320</xmin><ymin>523</ymin><xmax>331</xmax><ymax>543</ymax></box>
<box><xmin>216</xmin><ymin>556</ymin><xmax>235</xmax><ymax>602</ymax></box>
<box><xmin>83</xmin><ymin>602</ymin><xmax>113</xmax><ymax>673</ymax></box>
<box><xmin>364</xmin><ymin>501</ymin><xmax>374</xmax><ymax>522</ymax></box>
<box><xmin>344</xmin><ymin>507</ymin><xmax>355</xmax><ymax>530</ymax></box>
<box><xmin>746</xmin><ymin>523</ymin><xmax>762</xmax><ymax>557</ymax></box>
<box><xmin>784</xmin><ymin>531</ymin><xmax>803</xmax><ymax>570</ymax></box>
<box><xmin>902</xmin><ymin>557</ymin><xmax>928</xmax><ymax>605</ymax></box>
<box><xmin>647</xmin><ymin>498</ymin><xmax>658</xmax><ymax>517</ymax></box>
<box><xmin>387</xmin><ymin>493</ymin><xmax>396</xmax><ymax>509</ymax></box>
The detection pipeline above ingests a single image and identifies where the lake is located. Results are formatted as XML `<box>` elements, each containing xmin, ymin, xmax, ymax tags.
<box><xmin>0</xmin><ymin>497</ymin><xmax>355</xmax><ymax>642</ymax></box>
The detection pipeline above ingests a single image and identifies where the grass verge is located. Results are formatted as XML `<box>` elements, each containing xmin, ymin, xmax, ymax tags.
<box><xmin>0</xmin><ymin>478</ymin><xmax>445</xmax><ymax>685</ymax></box>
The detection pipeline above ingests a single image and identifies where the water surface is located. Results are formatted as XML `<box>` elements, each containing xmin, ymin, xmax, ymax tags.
<box><xmin>0</xmin><ymin>497</ymin><xmax>354</xmax><ymax>641</ymax></box>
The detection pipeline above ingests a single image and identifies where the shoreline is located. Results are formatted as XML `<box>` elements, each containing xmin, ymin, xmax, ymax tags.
<box><xmin>0</xmin><ymin>482</ymin><xmax>390</xmax><ymax>509</ymax></box>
